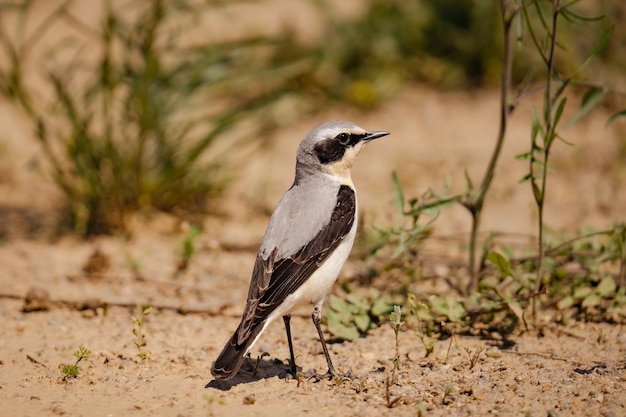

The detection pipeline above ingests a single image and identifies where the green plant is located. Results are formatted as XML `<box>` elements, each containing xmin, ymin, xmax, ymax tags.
<box><xmin>325</xmin><ymin>288</ymin><xmax>394</xmax><ymax>341</ymax></box>
<box><xmin>474</xmin><ymin>226</ymin><xmax>626</xmax><ymax>329</ymax></box>
<box><xmin>389</xmin><ymin>305</ymin><xmax>403</xmax><ymax>382</ymax></box>
<box><xmin>384</xmin><ymin>375</ymin><xmax>402</xmax><ymax>408</ymax></box>
<box><xmin>0</xmin><ymin>0</ymin><xmax>298</xmax><ymax>234</ymax></box>
<box><xmin>408</xmin><ymin>294</ymin><xmax>434</xmax><ymax>357</ymax></box>
<box><xmin>132</xmin><ymin>305</ymin><xmax>152</xmax><ymax>360</ymax></box>
<box><xmin>124</xmin><ymin>253</ymin><xmax>144</xmax><ymax>281</ymax></box>
<box><xmin>366</xmin><ymin>0</ymin><xmax>625</xmax><ymax>334</ymax></box>
<box><xmin>442</xmin><ymin>324</ymin><xmax>459</xmax><ymax>365</ymax></box>
<box><xmin>362</xmin><ymin>172</ymin><xmax>459</xmax><ymax>284</ymax></box>
<box><xmin>515</xmin><ymin>0</ymin><xmax>614</xmax><ymax>319</ymax></box>
<box><xmin>450</xmin><ymin>0</ymin><xmax>624</xmax><ymax>298</ymax></box>
<box><xmin>463</xmin><ymin>346</ymin><xmax>484</xmax><ymax>370</ymax></box>
<box><xmin>462</xmin><ymin>0</ymin><xmax>518</xmax><ymax>294</ymax></box>
<box><xmin>442</xmin><ymin>385</ymin><xmax>454</xmax><ymax>405</ymax></box>
<box><xmin>416</xmin><ymin>402</ymin><xmax>427</xmax><ymax>417</ymax></box>
<box><xmin>490</xmin><ymin>230</ymin><xmax>622</xmax><ymax>324</ymax></box>
<box><xmin>275</xmin><ymin>0</ymin><xmax>626</xmax><ymax>111</ymax></box>
<box><xmin>176</xmin><ymin>224</ymin><xmax>201</xmax><ymax>274</ymax></box>
<box><xmin>251</xmin><ymin>351</ymin><xmax>269</xmax><ymax>377</ymax></box>
<box><xmin>61</xmin><ymin>345</ymin><xmax>91</xmax><ymax>380</ymax></box>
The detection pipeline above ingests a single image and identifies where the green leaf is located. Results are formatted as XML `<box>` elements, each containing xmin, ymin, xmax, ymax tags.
<box><xmin>391</xmin><ymin>171</ymin><xmax>405</xmax><ymax>215</ymax></box>
<box><xmin>505</xmin><ymin>299</ymin><xmax>525</xmax><ymax>324</ymax></box>
<box><xmin>573</xmin><ymin>25</ymin><xmax>614</xmax><ymax>75</ymax></box>
<box><xmin>409</xmin><ymin>297</ymin><xmax>433</xmax><ymax>323</ymax></box>
<box><xmin>416</xmin><ymin>195</ymin><xmax>461</xmax><ymax>217</ymax></box>
<box><xmin>61</xmin><ymin>364</ymin><xmax>79</xmax><ymax>378</ymax></box>
<box><xmin>345</xmin><ymin>292</ymin><xmax>368</xmax><ymax>311</ymax></box>
<box><xmin>530</xmin><ymin>106</ymin><xmax>545</xmax><ymax>143</ymax></box>
<box><xmin>573</xmin><ymin>286</ymin><xmax>593</xmax><ymax>300</ymax></box>
<box><xmin>582</xmin><ymin>293</ymin><xmax>601</xmax><ymax>308</ymax></box>
<box><xmin>566</xmin><ymin>86</ymin><xmax>606</xmax><ymax>127</ymax></box>
<box><xmin>555</xmin><ymin>133</ymin><xmax>574</xmax><ymax>146</ymax></box>
<box><xmin>443</xmin><ymin>173</ymin><xmax>452</xmax><ymax>191</ymax></box>
<box><xmin>391</xmin><ymin>240</ymin><xmax>405</xmax><ymax>258</ymax></box>
<box><xmin>371</xmin><ymin>294</ymin><xmax>395</xmax><ymax>317</ymax></box>
<box><xmin>354</xmin><ymin>313</ymin><xmax>371</xmax><ymax>333</ymax></box>
<box><xmin>328</xmin><ymin>295</ymin><xmax>352</xmax><ymax>321</ymax></box>
<box><xmin>518</xmin><ymin>173</ymin><xmax>532</xmax><ymax>184</ymax></box>
<box><xmin>597</xmin><ymin>276</ymin><xmax>616</xmax><ymax>298</ymax></box>
<box><xmin>557</xmin><ymin>295</ymin><xmax>575</xmax><ymax>310</ymax></box>
<box><xmin>532</xmin><ymin>180</ymin><xmax>543</xmax><ymax>204</ymax></box>
<box><xmin>487</xmin><ymin>251</ymin><xmax>514</xmax><ymax>278</ymax></box>
<box><xmin>464</xmin><ymin>169</ymin><xmax>474</xmax><ymax>193</ymax></box>
<box><xmin>560</xmin><ymin>1</ymin><xmax>604</xmax><ymax>22</ymax></box>
<box><xmin>429</xmin><ymin>295</ymin><xmax>466</xmax><ymax>323</ymax></box>
<box><xmin>326</xmin><ymin>319</ymin><xmax>359</xmax><ymax>341</ymax></box>
<box><xmin>521</xmin><ymin>1</ymin><xmax>547</xmax><ymax>64</ymax></box>
<box><xmin>551</xmin><ymin>96</ymin><xmax>568</xmax><ymax>137</ymax></box>
<box><xmin>606</xmin><ymin>109</ymin><xmax>626</xmax><ymax>126</ymax></box>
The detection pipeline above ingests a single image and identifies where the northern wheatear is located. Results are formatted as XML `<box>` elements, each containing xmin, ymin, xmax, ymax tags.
<box><xmin>211</xmin><ymin>121</ymin><xmax>389</xmax><ymax>380</ymax></box>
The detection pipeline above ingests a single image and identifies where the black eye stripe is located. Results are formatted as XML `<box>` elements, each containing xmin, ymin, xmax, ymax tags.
<box><xmin>314</xmin><ymin>132</ymin><xmax>369</xmax><ymax>164</ymax></box>
<box><xmin>314</xmin><ymin>139</ymin><xmax>345</xmax><ymax>164</ymax></box>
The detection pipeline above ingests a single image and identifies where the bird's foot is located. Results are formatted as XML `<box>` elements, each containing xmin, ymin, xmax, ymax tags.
<box><xmin>301</xmin><ymin>368</ymin><xmax>356</xmax><ymax>383</ymax></box>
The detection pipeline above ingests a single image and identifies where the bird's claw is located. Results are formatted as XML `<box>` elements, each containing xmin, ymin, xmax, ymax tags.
<box><xmin>300</xmin><ymin>368</ymin><xmax>355</xmax><ymax>383</ymax></box>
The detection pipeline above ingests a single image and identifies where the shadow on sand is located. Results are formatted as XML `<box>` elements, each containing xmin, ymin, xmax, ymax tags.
<box><xmin>204</xmin><ymin>357</ymin><xmax>294</xmax><ymax>391</ymax></box>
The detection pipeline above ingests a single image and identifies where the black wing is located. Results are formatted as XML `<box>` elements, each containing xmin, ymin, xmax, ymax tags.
<box><xmin>235</xmin><ymin>184</ymin><xmax>355</xmax><ymax>344</ymax></box>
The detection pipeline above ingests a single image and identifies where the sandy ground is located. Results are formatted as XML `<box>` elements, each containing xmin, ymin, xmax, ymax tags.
<box><xmin>1</xmin><ymin>1</ymin><xmax>626</xmax><ymax>416</ymax></box>
<box><xmin>1</xmin><ymin>85</ymin><xmax>625</xmax><ymax>416</ymax></box>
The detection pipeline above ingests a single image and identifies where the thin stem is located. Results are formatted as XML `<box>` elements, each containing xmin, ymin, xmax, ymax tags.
<box><xmin>532</xmin><ymin>0</ymin><xmax>559</xmax><ymax>320</ymax></box>
<box><xmin>618</xmin><ymin>225</ymin><xmax>626</xmax><ymax>289</ymax></box>
<box><xmin>466</xmin><ymin>0</ymin><xmax>517</xmax><ymax>294</ymax></box>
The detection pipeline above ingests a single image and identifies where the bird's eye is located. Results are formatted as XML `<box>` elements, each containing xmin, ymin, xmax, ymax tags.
<box><xmin>336</xmin><ymin>132</ymin><xmax>350</xmax><ymax>144</ymax></box>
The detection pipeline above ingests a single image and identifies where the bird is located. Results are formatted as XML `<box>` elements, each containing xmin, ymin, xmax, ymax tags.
<box><xmin>211</xmin><ymin>120</ymin><xmax>389</xmax><ymax>380</ymax></box>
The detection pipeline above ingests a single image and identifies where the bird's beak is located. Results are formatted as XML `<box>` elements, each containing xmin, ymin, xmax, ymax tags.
<box><xmin>363</xmin><ymin>131</ymin><xmax>390</xmax><ymax>142</ymax></box>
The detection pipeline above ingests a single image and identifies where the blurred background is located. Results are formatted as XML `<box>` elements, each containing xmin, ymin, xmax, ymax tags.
<box><xmin>0</xmin><ymin>0</ymin><xmax>624</xmax><ymax>237</ymax></box>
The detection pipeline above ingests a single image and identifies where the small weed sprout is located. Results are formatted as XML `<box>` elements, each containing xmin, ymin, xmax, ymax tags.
<box><xmin>176</xmin><ymin>224</ymin><xmax>201</xmax><ymax>274</ymax></box>
<box><xmin>389</xmin><ymin>305</ymin><xmax>404</xmax><ymax>376</ymax></box>
<box><xmin>416</xmin><ymin>402</ymin><xmax>427</xmax><ymax>417</ymax></box>
<box><xmin>384</xmin><ymin>375</ymin><xmax>402</xmax><ymax>408</ymax></box>
<box><xmin>61</xmin><ymin>364</ymin><xmax>79</xmax><ymax>379</ymax></box>
<box><xmin>61</xmin><ymin>345</ymin><xmax>91</xmax><ymax>380</ymax></box>
<box><xmin>132</xmin><ymin>306</ymin><xmax>152</xmax><ymax>360</ymax></box>
<box><xmin>408</xmin><ymin>294</ymin><xmax>435</xmax><ymax>357</ymax></box>
<box><xmin>125</xmin><ymin>253</ymin><xmax>144</xmax><ymax>281</ymax></box>
<box><xmin>442</xmin><ymin>385</ymin><xmax>454</xmax><ymax>405</ymax></box>
<box><xmin>463</xmin><ymin>346</ymin><xmax>484</xmax><ymax>370</ymax></box>
<box><xmin>252</xmin><ymin>352</ymin><xmax>269</xmax><ymax>377</ymax></box>
<box><xmin>442</xmin><ymin>323</ymin><xmax>459</xmax><ymax>365</ymax></box>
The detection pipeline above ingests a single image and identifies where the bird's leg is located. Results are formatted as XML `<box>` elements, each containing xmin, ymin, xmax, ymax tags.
<box><xmin>282</xmin><ymin>315</ymin><xmax>298</xmax><ymax>377</ymax></box>
<box><xmin>311</xmin><ymin>302</ymin><xmax>337</xmax><ymax>377</ymax></box>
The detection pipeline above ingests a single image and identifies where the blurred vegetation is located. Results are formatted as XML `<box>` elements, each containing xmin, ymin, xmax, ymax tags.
<box><xmin>275</xmin><ymin>0</ymin><xmax>626</xmax><ymax>107</ymax></box>
<box><xmin>0</xmin><ymin>0</ymin><xmax>306</xmax><ymax>234</ymax></box>
<box><xmin>1</xmin><ymin>0</ymin><xmax>624</xmax><ymax>235</ymax></box>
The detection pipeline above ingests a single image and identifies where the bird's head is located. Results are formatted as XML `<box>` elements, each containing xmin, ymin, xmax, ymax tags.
<box><xmin>296</xmin><ymin>121</ymin><xmax>389</xmax><ymax>181</ymax></box>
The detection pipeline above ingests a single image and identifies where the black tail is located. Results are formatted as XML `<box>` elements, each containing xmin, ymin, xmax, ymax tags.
<box><xmin>211</xmin><ymin>323</ymin><xmax>265</xmax><ymax>380</ymax></box>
